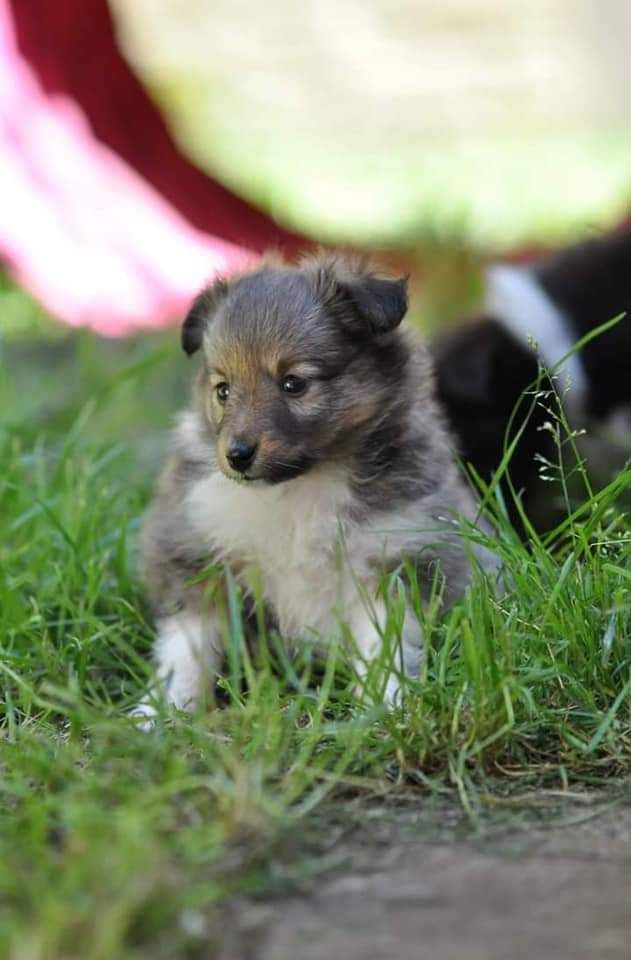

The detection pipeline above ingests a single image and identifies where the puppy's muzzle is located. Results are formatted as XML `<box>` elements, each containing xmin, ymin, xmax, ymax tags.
<box><xmin>226</xmin><ymin>440</ymin><xmax>257</xmax><ymax>474</ymax></box>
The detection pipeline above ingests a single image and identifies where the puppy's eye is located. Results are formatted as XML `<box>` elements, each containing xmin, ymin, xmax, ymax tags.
<box><xmin>215</xmin><ymin>382</ymin><xmax>230</xmax><ymax>404</ymax></box>
<box><xmin>280</xmin><ymin>375</ymin><xmax>307</xmax><ymax>396</ymax></box>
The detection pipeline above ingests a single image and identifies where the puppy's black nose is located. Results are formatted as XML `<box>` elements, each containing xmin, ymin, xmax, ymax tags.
<box><xmin>227</xmin><ymin>441</ymin><xmax>257</xmax><ymax>473</ymax></box>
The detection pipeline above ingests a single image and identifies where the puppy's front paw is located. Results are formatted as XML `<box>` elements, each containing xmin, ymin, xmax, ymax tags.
<box><xmin>383</xmin><ymin>673</ymin><xmax>404</xmax><ymax>708</ymax></box>
<box><xmin>128</xmin><ymin>699</ymin><xmax>160</xmax><ymax>731</ymax></box>
<box><xmin>355</xmin><ymin>672</ymin><xmax>404</xmax><ymax>710</ymax></box>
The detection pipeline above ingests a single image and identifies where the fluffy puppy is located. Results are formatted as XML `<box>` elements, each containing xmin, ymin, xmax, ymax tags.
<box><xmin>432</xmin><ymin>225</ymin><xmax>631</xmax><ymax>527</ymax></box>
<box><xmin>137</xmin><ymin>255</ymin><xmax>495</xmax><ymax>716</ymax></box>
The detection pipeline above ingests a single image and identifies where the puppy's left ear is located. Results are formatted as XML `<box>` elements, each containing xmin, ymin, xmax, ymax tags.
<box><xmin>181</xmin><ymin>279</ymin><xmax>228</xmax><ymax>355</ymax></box>
<box><xmin>347</xmin><ymin>273</ymin><xmax>409</xmax><ymax>335</ymax></box>
<box><xmin>309</xmin><ymin>258</ymin><xmax>408</xmax><ymax>337</ymax></box>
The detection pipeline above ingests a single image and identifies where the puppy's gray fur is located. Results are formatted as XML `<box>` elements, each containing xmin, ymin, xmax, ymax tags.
<box><xmin>137</xmin><ymin>254</ymin><xmax>496</xmax><ymax>716</ymax></box>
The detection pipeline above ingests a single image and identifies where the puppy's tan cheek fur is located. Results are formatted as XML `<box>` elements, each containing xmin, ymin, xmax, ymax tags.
<box><xmin>344</xmin><ymin>399</ymin><xmax>381</xmax><ymax>430</ymax></box>
<box><xmin>336</xmin><ymin>384</ymin><xmax>382</xmax><ymax>431</ymax></box>
<box><xmin>257</xmin><ymin>434</ymin><xmax>286</xmax><ymax>458</ymax></box>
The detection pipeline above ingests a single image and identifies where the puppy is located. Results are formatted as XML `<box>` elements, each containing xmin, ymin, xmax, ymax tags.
<box><xmin>432</xmin><ymin>224</ymin><xmax>631</xmax><ymax>528</ymax></box>
<box><xmin>137</xmin><ymin>255</ymin><xmax>496</xmax><ymax>716</ymax></box>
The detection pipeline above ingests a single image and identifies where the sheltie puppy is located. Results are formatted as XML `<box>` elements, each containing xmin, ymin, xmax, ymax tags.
<box><xmin>432</xmin><ymin>225</ymin><xmax>631</xmax><ymax>527</ymax></box>
<box><xmin>136</xmin><ymin>254</ymin><xmax>496</xmax><ymax>717</ymax></box>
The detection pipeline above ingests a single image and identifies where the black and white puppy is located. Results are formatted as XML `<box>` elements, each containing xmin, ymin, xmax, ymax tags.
<box><xmin>136</xmin><ymin>255</ymin><xmax>497</xmax><ymax>719</ymax></box>
<box><xmin>432</xmin><ymin>225</ymin><xmax>631</xmax><ymax>526</ymax></box>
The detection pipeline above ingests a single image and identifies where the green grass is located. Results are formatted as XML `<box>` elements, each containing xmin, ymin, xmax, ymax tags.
<box><xmin>1</xmin><ymin>295</ymin><xmax>630</xmax><ymax>959</ymax></box>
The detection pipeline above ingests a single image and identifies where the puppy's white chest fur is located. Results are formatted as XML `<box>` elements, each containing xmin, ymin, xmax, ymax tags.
<box><xmin>186</xmin><ymin>467</ymin><xmax>365</xmax><ymax>638</ymax></box>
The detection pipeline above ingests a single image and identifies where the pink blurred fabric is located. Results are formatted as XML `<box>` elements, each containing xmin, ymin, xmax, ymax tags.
<box><xmin>0</xmin><ymin>0</ymin><xmax>301</xmax><ymax>335</ymax></box>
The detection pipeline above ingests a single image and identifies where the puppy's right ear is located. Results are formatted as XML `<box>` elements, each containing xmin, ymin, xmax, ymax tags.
<box><xmin>306</xmin><ymin>255</ymin><xmax>408</xmax><ymax>338</ymax></box>
<box><xmin>181</xmin><ymin>279</ymin><xmax>228</xmax><ymax>355</ymax></box>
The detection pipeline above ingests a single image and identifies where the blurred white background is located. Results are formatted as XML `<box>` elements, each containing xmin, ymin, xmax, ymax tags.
<box><xmin>114</xmin><ymin>0</ymin><xmax>631</xmax><ymax>246</ymax></box>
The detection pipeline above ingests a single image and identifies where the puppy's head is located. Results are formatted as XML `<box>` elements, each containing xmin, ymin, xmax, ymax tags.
<box><xmin>182</xmin><ymin>255</ymin><xmax>409</xmax><ymax>484</ymax></box>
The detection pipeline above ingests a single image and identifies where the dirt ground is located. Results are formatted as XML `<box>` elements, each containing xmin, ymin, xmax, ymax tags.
<box><xmin>218</xmin><ymin>793</ymin><xmax>631</xmax><ymax>960</ymax></box>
